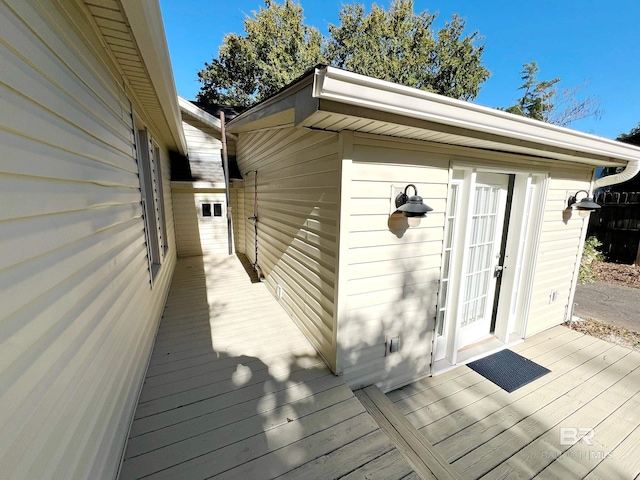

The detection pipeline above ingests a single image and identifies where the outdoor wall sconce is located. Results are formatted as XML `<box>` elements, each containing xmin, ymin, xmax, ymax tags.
<box><xmin>567</xmin><ymin>190</ymin><xmax>601</xmax><ymax>218</ymax></box>
<box><xmin>395</xmin><ymin>184</ymin><xmax>433</xmax><ymax>227</ymax></box>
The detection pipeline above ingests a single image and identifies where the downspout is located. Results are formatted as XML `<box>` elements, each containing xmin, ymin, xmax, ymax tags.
<box><xmin>594</xmin><ymin>160</ymin><xmax>640</xmax><ymax>189</ymax></box>
<box><xmin>220</xmin><ymin>111</ymin><xmax>233</xmax><ymax>255</ymax></box>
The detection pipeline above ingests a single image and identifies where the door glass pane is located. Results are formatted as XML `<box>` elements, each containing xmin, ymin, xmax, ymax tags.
<box><xmin>462</xmin><ymin>184</ymin><xmax>501</xmax><ymax>327</ymax></box>
<box><xmin>437</xmin><ymin>183</ymin><xmax>460</xmax><ymax>336</ymax></box>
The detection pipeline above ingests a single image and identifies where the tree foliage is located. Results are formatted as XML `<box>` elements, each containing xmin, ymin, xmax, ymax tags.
<box><xmin>504</xmin><ymin>61</ymin><xmax>602</xmax><ymax>127</ymax></box>
<box><xmin>197</xmin><ymin>0</ymin><xmax>324</xmax><ymax>106</ymax></box>
<box><xmin>197</xmin><ymin>0</ymin><xmax>490</xmax><ymax>107</ymax></box>
<box><xmin>617</xmin><ymin>123</ymin><xmax>640</xmax><ymax>145</ymax></box>
<box><xmin>326</xmin><ymin>1</ymin><xmax>489</xmax><ymax>100</ymax></box>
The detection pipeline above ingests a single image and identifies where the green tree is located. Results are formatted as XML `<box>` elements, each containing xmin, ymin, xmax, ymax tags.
<box><xmin>197</xmin><ymin>0</ymin><xmax>490</xmax><ymax>107</ymax></box>
<box><xmin>197</xmin><ymin>0</ymin><xmax>324</xmax><ymax>106</ymax></box>
<box><xmin>505</xmin><ymin>61</ymin><xmax>602</xmax><ymax>127</ymax></box>
<box><xmin>326</xmin><ymin>1</ymin><xmax>489</xmax><ymax>100</ymax></box>
<box><xmin>617</xmin><ymin>123</ymin><xmax>640</xmax><ymax>145</ymax></box>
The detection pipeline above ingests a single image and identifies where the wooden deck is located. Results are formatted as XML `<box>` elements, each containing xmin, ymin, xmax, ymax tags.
<box><xmin>387</xmin><ymin>326</ymin><xmax>640</xmax><ymax>480</ymax></box>
<box><xmin>118</xmin><ymin>254</ymin><xmax>417</xmax><ymax>480</ymax></box>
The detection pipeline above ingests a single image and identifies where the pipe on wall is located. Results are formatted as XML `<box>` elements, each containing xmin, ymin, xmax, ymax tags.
<box><xmin>594</xmin><ymin>160</ymin><xmax>640</xmax><ymax>189</ymax></box>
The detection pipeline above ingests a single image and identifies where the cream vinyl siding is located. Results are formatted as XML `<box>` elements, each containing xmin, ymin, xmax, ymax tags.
<box><xmin>526</xmin><ymin>171</ymin><xmax>593</xmax><ymax>335</ymax></box>
<box><xmin>340</xmin><ymin>137</ymin><xmax>450</xmax><ymax>390</ymax></box>
<box><xmin>235</xmin><ymin>128</ymin><xmax>340</xmax><ymax>371</ymax></box>
<box><xmin>0</xmin><ymin>1</ymin><xmax>175</xmax><ymax>478</ymax></box>
<box><xmin>230</xmin><ymin>183</ymin><xmax>246</xmax><ymax>253</ymax></box>
<box><xmin>173</xmin><ymin>114</ymin><xmax>232</xmax><ymax>257</ymax></box>
<box><xmin>172</xmin><ymin>188</ymin><xmax>228</xmax><ymax>257</ymax></box>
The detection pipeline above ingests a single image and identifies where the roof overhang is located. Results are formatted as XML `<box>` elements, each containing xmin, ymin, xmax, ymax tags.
<box><xmin>178</xmin><ymin>97</ymin><xmax>238</xmax><ymax>142</ymax></box>
<box><xmin>228</xmin><ymin>66</ymin><xmax>640</xmax><ymax>170</ymax></box>
<box><xmin>85</xmin><ymin>0</ymin><xmax>187</xmax><ymax>155</ymax></box>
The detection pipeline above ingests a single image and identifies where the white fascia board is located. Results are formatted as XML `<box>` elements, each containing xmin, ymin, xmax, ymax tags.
<box><xmin>171</xmin><ymin>181</ymin><xmax>227</xmax><ymax>190</ymax></box>
<box><xmin>313</xmin><ymin>66</ymin><xmax>640</xmax><ymax>166</ymax></box>
<box><xmin>178</xmin><ymin>97</ymin><xmax>238</xmax><ymax>142</ymax></box>
<box><xmin>121</xmin><ymin>0</ymin><xmax>187</xmax><ymax>155</ymax></box>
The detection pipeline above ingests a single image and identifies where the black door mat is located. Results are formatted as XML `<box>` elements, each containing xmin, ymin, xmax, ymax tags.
<box><xmin>467</xmin><ymin>349</ymin><xmax>550</xmax><ymax>393</ymax></box>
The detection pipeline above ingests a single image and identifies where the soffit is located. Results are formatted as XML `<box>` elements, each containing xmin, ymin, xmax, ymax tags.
<box><xmin>83</xmin><ymin>0</ymin><xmax>185</xmax><ymax>153</ymax></box>
<box><xmin>303</xmin><ymin>105</ymin><xmax>626</xmax><ymax>168</ymax></box>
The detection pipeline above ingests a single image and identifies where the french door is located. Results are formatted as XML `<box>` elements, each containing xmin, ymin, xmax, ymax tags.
<box><xmin>457</xmin><ymin>173</ymin><xmax>509</xmax><ymax>349</ymax></box>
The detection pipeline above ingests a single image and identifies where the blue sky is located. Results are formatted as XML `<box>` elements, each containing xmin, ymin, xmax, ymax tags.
<box><xmin>159</xmin><ymin>0</ymin><xmax>640</xmax><ymax>139</ymax></box>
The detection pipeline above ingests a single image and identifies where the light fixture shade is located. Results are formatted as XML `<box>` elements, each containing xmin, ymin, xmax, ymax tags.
<box><xmin>574</xmin><ymin>197</ymin><xmax>601</xmax><ymax>210</ymax></box>
<box><xmin>568</xmin><ymin>190</ymin><xmax>601</xmax><ymax>211</ymax></box>
<box><xmin>395</xmin><ymin>184</ymin><xmax>433</xmax><ymax>219</ymax></box>
<box><xmin>398</xmin><ymin>195</ymin><xmax>433</xmax><ymax>217</ymax></box>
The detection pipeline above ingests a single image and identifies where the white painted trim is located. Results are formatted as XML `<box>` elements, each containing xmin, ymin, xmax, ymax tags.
<box><xmin>120</xmin><ymin>0</ymin><xmax>187</xmax><ymax>155</ymax></box>
<box><xmin>437</xmin><ymin>166</ymin><xmax>547</xmax><ymax>369</ymax></box>
<box><xmin>313</xmin><ymin>66</ymin><xmax>640</xmax><ymax>165</ymax></box>
<box><xmin>333</xmin><ymin>131</ymin><xmax>354</xmax><ymax>375</ymax></box>
<box><xmin>567</xmin><ymin>173</ymin><xmax>597</xmax><ymax>322</ymax></box>
<box><xmin>178</xmin><ymin>96</ymin><xmax>239</xmax><ymax>142</ymax></box>
<box><xmin>170</xmin><ymin>181</ymin><xmax>227</xmax><ymax>190</ymax></box>
<box><xmin>517</xmin><ymin>175</ymin><xmax>550</xmax><ymax>337</ymax></box>
<box><xmin>446</xmin><ymin>169</ymin><xmax>476</xmax><ymax>365</ymax></box>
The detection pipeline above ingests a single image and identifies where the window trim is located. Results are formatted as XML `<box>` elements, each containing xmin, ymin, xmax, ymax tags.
<box><xmin>133</xmin><ymin>118</ymin><xmax>164</xmax><ymax>286</ymax></box>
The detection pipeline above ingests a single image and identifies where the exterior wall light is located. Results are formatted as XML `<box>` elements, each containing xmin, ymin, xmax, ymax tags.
<box><xmin>567</xmin><ymin>190</ymin><xmax>601</xmax><ymax>218</ymax></box>
<box><xmin>395</xmin><ymin>184</ymin><xmax>433</xmax><ymax>227</ymax></box>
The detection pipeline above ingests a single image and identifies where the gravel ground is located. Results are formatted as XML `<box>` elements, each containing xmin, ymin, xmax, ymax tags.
<box><xmin>566</xmin><ymin>260</ymin><xmax>640</xmax><ymax>351</ymax></box>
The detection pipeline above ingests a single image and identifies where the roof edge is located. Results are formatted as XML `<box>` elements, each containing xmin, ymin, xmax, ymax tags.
<box><xmin>121</xmin><ymin>0</ymin><xmax>187</xmax><ymax>155</ymax></box>
<box><xmin>313</xmin><ymin>66</ymin><xmax>640</xmax><ymax>166</ymax></box>
<box><xmin>178</xmin><ymin>97</ymin><xmax>238</xmax><ymax>141</ymax></box>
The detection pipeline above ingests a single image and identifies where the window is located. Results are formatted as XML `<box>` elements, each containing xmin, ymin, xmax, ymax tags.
<box><xmin>436</xmin><ymin>181</ymin><xmax>460</xmax><ymax>336</ymax></box>
<box><xmin>134</xmin><ymin>126</ymin><xmax>166</xmax><ymax>284</ymax></box>
<box><xmin>213</xmin><ymin>203</ymin><xmax>222</xmax><ymax>217</ymax></box>
<box><xmin>153</xmin><ymin>143</ymin><xmax>168</xmax><ymax>255</ymax></box>
<box><xmin>202</xmin><ymin>203</ymin><xmax>212</xmax><ymax>217</ymax></box>
<box><xmin>201</xmin><ymin>202</ymin><xmax>223</xmax><ymax>218</ymax></box>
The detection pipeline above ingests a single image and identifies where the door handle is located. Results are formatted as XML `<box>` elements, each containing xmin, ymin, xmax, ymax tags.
<box><xmin>494</xmin><ymin>265</ymin><xmax>504</xmax><ymax>278</ymax></box>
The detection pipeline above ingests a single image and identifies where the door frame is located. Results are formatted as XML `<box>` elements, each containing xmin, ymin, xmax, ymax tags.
<box><xmin>434</xmin><ymin>165</ymin><xmax>549</xmax><ymax>369</ymax></box>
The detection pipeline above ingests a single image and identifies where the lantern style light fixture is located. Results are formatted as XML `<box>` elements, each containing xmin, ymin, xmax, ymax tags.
<box><xmin>395</xmin><ymin>184</ymin><xmax>433</xmax><ymax>227</ymax></box>
<box><xmin>567</xmin><ymin>190</ymin><xmax>601</xmax><ymax>218</ymax></box>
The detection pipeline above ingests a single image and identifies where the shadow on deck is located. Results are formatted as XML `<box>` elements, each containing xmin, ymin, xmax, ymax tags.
<box><xmin>118</xmin><ymin>254</ymin><xmax>417</xmax><ymax>479</ymax></box>
<box><xmin>387</xmin><ymin>326</ymin><xmax>640</xmax><ymax>479</ymax></box>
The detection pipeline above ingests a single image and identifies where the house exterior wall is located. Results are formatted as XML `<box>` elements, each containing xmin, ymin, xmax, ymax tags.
<box><xmin>526</xmin><ymin>170</ymin><xmax>593</xmax><ymax>335</ymax></box>
<box><xmin>235</xmin><ymin>127</ymin><xmax>341</xmax><ymax>371</ymax></box>
<box><xmin>337</xmin><ymin>132</ymin><xmax>594</xmax><ymax>390</ymax></box>
<box><xmin>339</xmin><ymin>135</ymin><xmax>450</xmax><ymax>390</ymax></box>
<box><xmin>230</xmin><ymin>182</ymin><xmax>246</xmax><ymax>254</ymax></box>
<box><xmin>172</xmin><ymin>187</ymin><xmax>228</xmax><ymax>257</ymax></box>
<box><xmin>0</xmin><ymin>1</ymin><xmax>176</xmax><ymax>478</ymax></box>
<box><xmin>172</xmin><ymin>115</ymin><xmax>231</xmax><ymax>257</ymax></box>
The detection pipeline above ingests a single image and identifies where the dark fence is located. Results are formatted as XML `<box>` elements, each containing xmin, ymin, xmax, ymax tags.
<box><xmin>588</xmin><ymin>191</ymin><xmax>640</xmax><ymax>264</ymax></box>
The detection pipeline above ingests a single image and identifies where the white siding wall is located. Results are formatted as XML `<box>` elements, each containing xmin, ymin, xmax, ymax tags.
<box><xmin>0</xmin><ymin>1</ymin><xmax>175</xmax><ymax>478</ymax></box>
<box><xmin>526</xmin><ymin>170</ymin><xmax>593</xmax><ymax>335</ymax></box>
<box><xmin>230</xmin><ymin>183</ymin><xmax>246</xmax><ymax>254</ymax></box>
<box><xmin>340</xmin><ymin>136</ymin><xmax>450</xmax><ymax>390</ymax></box>
<box><xmin>172</xmin><ymin>115</ymin><xmax>232</xmax><ymax>257</ymax></box>
<box><xmin>172</xmin><ymin>189</ymin><xmax>229</xmax><ymax>257</ymax></box>
<box><xmin>235</xmin><ymin>127</ymin><xmax>340</xmax><ymax>371</ymax></box>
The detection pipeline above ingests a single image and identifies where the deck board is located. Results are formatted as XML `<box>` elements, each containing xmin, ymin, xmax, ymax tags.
<box><xmin>119</xmin><ymin>254</ymin><xmax>415</xmax><ymax>479</ymax></box>
<box><xmin>387</xmin><ymin>326</ymin><xmax>640</xmax><ymax>480</ymax></box>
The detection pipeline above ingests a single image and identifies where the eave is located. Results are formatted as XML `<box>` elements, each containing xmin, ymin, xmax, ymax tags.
<box><xmin>83</xmin><ymin>0</ymin><xmax>187</xmax><ymax>155</ymax></box>
<box><xmin>229</xmin><ymin>66</ymin><xmax>640</xmax><ymax>169</ymax></box>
